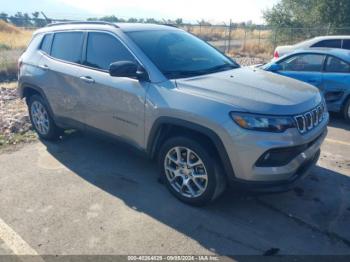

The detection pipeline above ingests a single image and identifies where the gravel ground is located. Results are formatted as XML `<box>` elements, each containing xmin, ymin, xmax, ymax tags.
<box><xmin>0</xmin><ymin>56</ymin><xmax>267</xmax><ymax>148</ymax></box>
<box><xmin>234</xmin><ymin>55</ymin><xmax>268</xmax><ymax>66</ymax></box>
<box><xmin>0</xmin><ymin>82</ymin><xmax>35</xmax><ymax>148</ymax></box>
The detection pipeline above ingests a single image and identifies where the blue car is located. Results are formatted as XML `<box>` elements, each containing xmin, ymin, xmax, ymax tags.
<box><xmin>262</xmin><ymin>48</ymin><xmax>350</xmax><ymax>122</ymax></box>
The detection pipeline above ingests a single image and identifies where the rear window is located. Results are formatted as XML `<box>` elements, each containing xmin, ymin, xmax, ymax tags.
<box><xmin>312</xmin><ymin>39</ymin><xmax>342</xmax><ymax>48</ymax></box>
<box><xmin>40</xmin><ymin>34</ymin><xmax>53</xmax><ymax>54</ymax></box>
<box><xmin>342</xmin><ymin>40</ymin><xmax>350</xmax><ymax>50</ymax></box>
<box><xmin>325</xmin><ymin>56</ymin><xmax>350</xmax><ymax>73</ymax></box>
<box><xmin>51</xmin><ymin>32</ymin><xmax>84</xmax><ymax>63</ymax></box>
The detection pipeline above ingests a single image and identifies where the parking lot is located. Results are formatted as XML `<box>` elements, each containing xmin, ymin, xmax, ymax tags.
<box><xmin>0</xmin><ymin>113</ymin><xmax>349</xmax><ymax>257</ymax></box>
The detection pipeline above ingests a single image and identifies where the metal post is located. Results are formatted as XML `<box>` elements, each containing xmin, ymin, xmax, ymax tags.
<box><xmin>243</xmin><ymin>28</ymin><xmax>247</xmax><ymax>51</ymax></box>
<box><xmin>258</xmin><ymin>27</ymin><xmax>261</xmax><ymax>50</ymax></box>
<box><xmin>273</xmin><ymin>28</ymin><xmax>277</xmax><ymax>50</ymax></box>
<box><xmin>227</xmin><ymin>19</ymin><xmax>232</xmax><ymax>54</ymax></box>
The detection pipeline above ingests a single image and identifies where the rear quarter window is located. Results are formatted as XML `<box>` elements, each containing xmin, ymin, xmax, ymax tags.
<box><xmin>51</xmin><ymin>32</ymin><xmax>84</xmax><ymax>63</ymax></box>
<box><xmin>40</xmin><ymin>33</ymin><xmax>53</xmax><ymax>54</ymax></box>
<box><xmin>325</xmin><ymin>56</ymin><xmax>350</xmax><ymax>73</ymax></box>
<box><xmin>25</xmin><ymin>34</ymin><xmax>42</xmax><ymax>53</ymax></box>
<box><xmin>312</xmin><ymin>39</ymin><xmax>342</xmax><ymax>48</ymax></box>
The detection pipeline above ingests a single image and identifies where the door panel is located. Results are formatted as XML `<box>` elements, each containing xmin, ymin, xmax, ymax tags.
<box><xmin>77</xmin><ymin>67</ymin><xmax>148</xmax><ymax>147</ymax></box>
<box><xmin>38</xmin><ymin>55</ymin><xmax>85</xmax><ymax>122</ymax></box>
<box><xmin>75</xmin><ymin>31</ymin><xmax>148</xmax><ymax>147</ymax></box>
<box><xmin>322</xmin><ymin>56</ymin><xmax>350</xmax><ymax>110</ymax></box>
<box><xmin>37</xmin><ymin>31</ymin><xmax>85</xmax><ymax>123</ymax></box>
<box><xmin>278</xmin><ymin>71</ymin><xmax>323</xmax><ymax>87</ymax></box>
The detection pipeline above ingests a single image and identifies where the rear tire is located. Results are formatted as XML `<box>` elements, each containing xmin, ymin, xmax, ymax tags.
<box><xmin>158</xmin><ymin>136</ymin><xmax>226</xmax><ymax>206</ymax></box>
<box><xmin>28</xmin><ymin>94</ymin><xmax>62</xmax><ymax>141</ymax></box>
<box><xmin>343</xmin><ymin>98</ymin><xmax>350</xmax><ymax>123</ymax></box>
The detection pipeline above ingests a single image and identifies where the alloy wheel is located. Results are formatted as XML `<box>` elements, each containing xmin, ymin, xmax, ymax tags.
<box><xmin>30</xmin><ymin>101</ymin><xmax>50</xmax><ymax>135</ymax></box>
<box><xmin>164</xmin><ymin>146</ymin><xmax>208</xmax><ymax>198</ymax></box>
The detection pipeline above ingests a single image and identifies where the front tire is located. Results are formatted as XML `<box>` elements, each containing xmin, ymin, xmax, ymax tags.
<box><xmin>158</xmin><ymin>136</ymin><xmax>226</xmax><ymax>206</ymax></box>
<box><xmin>28</xmin><ymin>94</ymin><xmax>62</xmax><ymax>140</ymax></box>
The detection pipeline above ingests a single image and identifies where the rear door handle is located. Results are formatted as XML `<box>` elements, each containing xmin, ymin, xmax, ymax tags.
<box><xmin>79</xmin><ymin>76</ymin><xmax>95</xmax><ymax>84</ymax></box>
<box><xmin>38</xmin><ymin>64</ymin><xmax>49</xmax><ymax>70</ymax></box>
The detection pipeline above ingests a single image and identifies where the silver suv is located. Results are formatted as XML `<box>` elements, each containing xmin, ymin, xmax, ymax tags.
<box><xmin>18</xmin><ymin>22</ymin><xmax>328</xmax><ymax>205</ymax></box>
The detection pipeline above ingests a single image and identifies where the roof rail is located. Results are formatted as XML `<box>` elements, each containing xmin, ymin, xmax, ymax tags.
<box><xmin>46</xmin><ymin>21</ymin><xmax>119</xmax><ymax>28</ymax></box>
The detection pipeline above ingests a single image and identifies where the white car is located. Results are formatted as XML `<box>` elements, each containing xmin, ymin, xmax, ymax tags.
<box><xmin>274</xmin><ymin>35</ymin><xmax>350</xmax><ymax>59</ymax></box>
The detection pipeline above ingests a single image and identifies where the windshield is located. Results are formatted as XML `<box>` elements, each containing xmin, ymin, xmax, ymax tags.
<box><xmin>126</xmin><ymin>30</ymin><xmax>239</xmax><ymax>79</ymax></box>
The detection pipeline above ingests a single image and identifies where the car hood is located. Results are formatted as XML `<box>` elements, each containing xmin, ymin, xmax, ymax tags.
<box><xmin>174</xmin><ymin>67</ymin><xmax>322</xmax><ymax>115</ymax></box>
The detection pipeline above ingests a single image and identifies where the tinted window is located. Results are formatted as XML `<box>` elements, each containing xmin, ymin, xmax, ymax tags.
<box><xmin>126</xmin><ymin>30</ymin><xmax>238</xmax><ymax>79</ymax></box>
<box><xmin>40</xmin><ymin>34</ymin><xmax>53</xmax><ymax>54</ymax></box>
<box><xmin>51</xmin><ymin>32</ymin><xmax>84</xmax><ymax>63</ymax></box>
<box><xmin>312</xmin><ymin>39</ymin><xmax>341</xmax><ymax>48</ymax></box>
<box><xmin>85</xmin><ymin>32</ymin><xmax>135</xmax><ymax>70</ymax></box>
<box><xmin>325</xmin><ymin>56</ymin><xmax>350</xmax><ymax>73</ymax></box>
<box><xmin>278</xmin><ymin>54</ymin><xmax>325</xmax><ymax>72</ymax></box>
<box><xmin>342</xmin><ymin>40</ymin><xmax>350</xmax><ymax>50</ymax></box>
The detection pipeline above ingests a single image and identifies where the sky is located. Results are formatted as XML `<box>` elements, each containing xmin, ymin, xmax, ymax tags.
<box><xmin>2</xmin><ymin>0</ymin><xmax>278</xmax><ymax>24</ymax></box>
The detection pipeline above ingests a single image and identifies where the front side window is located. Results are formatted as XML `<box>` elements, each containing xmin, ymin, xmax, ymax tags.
<box><xmin>312</xmin><ymin>39</ymin><xmax>341</xmax><ymax>48</ymax></box>
<box><xmin>126</xmin><ymin>30</ymin><xmax>238</xmax><ymax>79</ymax></box>
<box><xmin>85</xmin><ymin>32</ymin><xmax>135</xmax><ymax>70</ymax></box>
<box><xmin>325</xmin><ymin>56</ymin><xmax>350</xmax><ymax>73</ymax></box>
<box><xmin>40</xmin><ymin>33</ymin><xmax>53</xmax><ymax>54</ymax></box>
<box><xmin>342</xmin><ymin>40</ymin><xmax>350</xmax><ymax>50</ymax></box>
<box><xmin>278</xmin><ymin>54</ymin><xmax>325</xmax><ymax>72</ymax></box>
<box><xmin>51</xmin><ymin>32</ymin><xmax>84</xmax><ymax>63</ymax></box>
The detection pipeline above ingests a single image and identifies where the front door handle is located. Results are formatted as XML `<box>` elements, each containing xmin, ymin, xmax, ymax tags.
<box><xmin>38</xmin><ymin>64</ymin><xmax>49</xmax><ymax>70</ymax></box>
<box><xmin>79</xmin><ymin>76</ymin><xmax>95</xmax><ymax>84</ymax></box>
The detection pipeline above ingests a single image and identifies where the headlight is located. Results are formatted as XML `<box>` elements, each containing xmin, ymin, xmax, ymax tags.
<box><xmin>230</xmin><ymin>112</ymin><xmax>295</xmax><ymax>132</ymax></box>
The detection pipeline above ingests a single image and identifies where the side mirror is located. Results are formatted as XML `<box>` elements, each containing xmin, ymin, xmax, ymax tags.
<box><xmin>268</xmin><ymin>63</ymin><xmax>282</xmax><ymax>72</ymax></box>
<box><xmin>109</xmin><ymin>61</ymin><xmax>149</xmax><ymax>81</ymax></box>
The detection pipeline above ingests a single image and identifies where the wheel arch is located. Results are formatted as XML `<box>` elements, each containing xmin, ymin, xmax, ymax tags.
<box><xmin>147</xmin><ymin>117</ymin><xmax>236</xmax><ymax>180</ymax></box>
<box><xmin>19</xmin><ymin>82</ymin><xmax>56</xmax><ymax>121</ymax></box>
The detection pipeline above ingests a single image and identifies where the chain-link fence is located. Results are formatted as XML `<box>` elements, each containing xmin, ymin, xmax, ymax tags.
<box><xmin>1</xmin><ymin>16</ymin><xmax>350</xmax><ymax>56</ymax></box>
<box><xmin>182</xmin><ymin>24</ymin><xmax>350</xmax><ymax>58</ymax></box>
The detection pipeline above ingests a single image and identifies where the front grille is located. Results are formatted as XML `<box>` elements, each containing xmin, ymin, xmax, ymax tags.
<box><xmin>294</xmin><ymin>103</ymin><xmax>325</xmax><ymax>134</ymax></box>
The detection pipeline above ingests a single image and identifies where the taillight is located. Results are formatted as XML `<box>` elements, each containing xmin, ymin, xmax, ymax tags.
<box><xmin>274</xmin><ymin>50</ymin><xmax>279</xmax><ymax>58</ymax></box>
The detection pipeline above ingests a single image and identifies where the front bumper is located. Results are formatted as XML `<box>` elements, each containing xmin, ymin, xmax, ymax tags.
<box><xmin>220</xmin><ymin>113</ymin><xmax>328</xmax><ymax>188</ymax></box>
<box><xmin>231</xmin><ymin>149</ymin><xmax>320</xmax><ymax>192</ymax></box>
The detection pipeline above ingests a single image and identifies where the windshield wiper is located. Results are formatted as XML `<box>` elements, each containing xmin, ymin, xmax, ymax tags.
<box><xmin>163</xmin><ymin>64</ymin><xmax>238</xmax><ymax>79</ymax></box>
<box><xmin>203</xmin><ymin>63</ymin><xmax>238</xmax><ymax>73</ymax></box>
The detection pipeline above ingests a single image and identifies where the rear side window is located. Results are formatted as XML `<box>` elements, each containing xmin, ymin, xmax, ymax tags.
<box><xmin>325</xmin><ymin>56</ymin><xmax>350</xmax><ymax>73</ymax></box>
<box><xmin>51</xmin><ymin>32</ymin><xmax>84</xmax><ymax>63</ymax></box>
<box><xmin>278</xmin><ymin>54</ymin><xmax>325</xmax><ymax>72</ymax></box>
<box><xmin>312</xmin><ymin>39</ymin><xmax>341</xmax><ymax>48</ymax></box>
<box><xmin>40</xmin><ymin>34</ymin><xmax>53</xmax><ymax>54</ymax></box>
<box><xmin>85</xmin><ymin>32</ymin><xmax>135</xmax><ymax>70</ymax></box>
<box><xmin>342</xmin><ymin>40</ymin><xmax>350</xmax><ymax>50</ymax></box>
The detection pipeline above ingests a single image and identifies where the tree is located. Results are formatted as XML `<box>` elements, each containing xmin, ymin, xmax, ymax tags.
<box><xmin>127</xmin><ymin>17</ymin><xmax>138</xmax><ymax>23</ymax></box>
<box><xmin>32</xmin><ymin>12</ymin><xmax>46</xmax><ymax>27</ymax></box>
<box><xmin>175</xmin><ymin>18</ymin><xmax>183</xmax><ymax>25</ymax></box>
<box><xmin>264</xmin><ymin>0</ymin><xmax>350</xmax><ymax>29</ymax></box>
<box><xmin>9</xmin><ymin>12</ymin><xmax>32</xmax><ymax>27</ymax></box>
<box><xmin>0</xmin><ymin>12</ymin><xmax>8</xmax><ymax>22</ymax></box>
